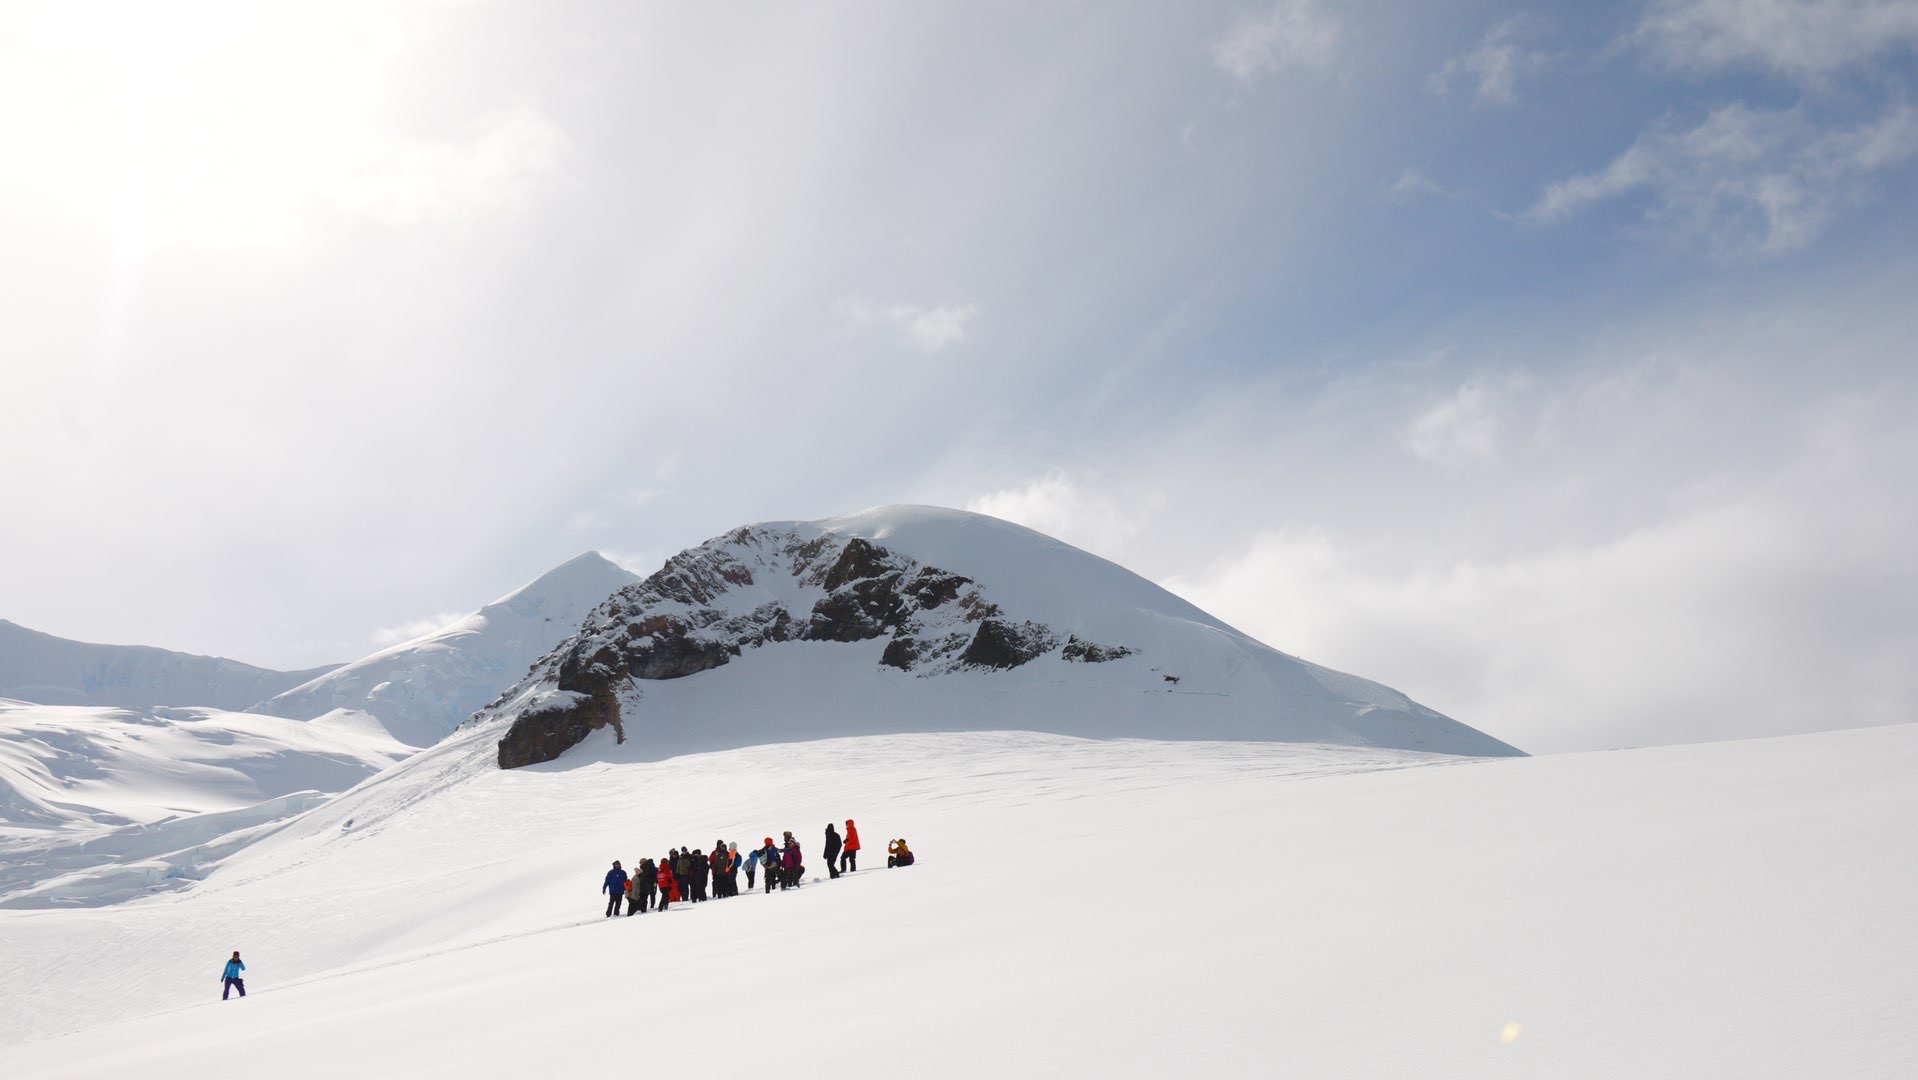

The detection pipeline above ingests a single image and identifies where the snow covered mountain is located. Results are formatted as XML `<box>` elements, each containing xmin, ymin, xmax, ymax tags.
<box><xmin>0</xmin><ymin>699</ymin><xmax>410</xmax><ymax>908</ymax></box>
<box><xmin>479</xmin><ymin>505</ymin><xmax>1520</xmax><ymax>765</ymax></box>
<box><xmin>256</xmin><ymin>552</ymin><xmax>641</xmax><ymax>748</ymax></box>
<box><xmin>0</xmin><ymin>618</ymin><xmax>335</xmax><ymax>713</ymax></box>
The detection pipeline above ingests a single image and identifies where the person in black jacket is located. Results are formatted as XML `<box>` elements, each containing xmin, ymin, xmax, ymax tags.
<box><xmin>758</xmin><ymin>837</ymin><xmax>781</xmax><ymax>894</ymax></box>
<box><xmin>676</xmin><ymin>848</ymin><xmax>699</xmax><ymax>902</ymax></box>
<box><xmin>603</xmin><ymin>860</ymin><xmax>629</xmax><ymax>917</ymax></box>
<box><xmin>823</xmin><ymin>823</ymin><xmax>843</xmax><ymax>879</ymax></box>
<box><xmin>631</xmin><ymin>858</ymin><xmax>658</xmax><ymax>915</ymax></box>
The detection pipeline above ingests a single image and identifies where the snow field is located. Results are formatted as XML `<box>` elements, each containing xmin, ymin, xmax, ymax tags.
<box><xmin>3</xmin><ymin>723</ymin><xmax>1914</xmax><ymax>1078</ymax></box>
<box><xmin>0</xmin><ymin>700</ymin><xmax>413</xmax><ymax>908</ymax></box>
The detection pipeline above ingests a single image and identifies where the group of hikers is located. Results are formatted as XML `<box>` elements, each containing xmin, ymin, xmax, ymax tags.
<box><xmin>216</xmin><ymin>827</ymin><xmax>918</xmax><ymax>1001</ymax></box>
<box><xmin>599</xmin><ymin>818</ymin><xmax>916</xmax><ymax>917</ymax></box>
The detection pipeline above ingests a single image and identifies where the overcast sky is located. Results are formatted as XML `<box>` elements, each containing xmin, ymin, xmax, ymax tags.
<box><xmin>3</xmin><ymin>0</ymin><xmax>1914</xmax><ymax>753</ymax></box>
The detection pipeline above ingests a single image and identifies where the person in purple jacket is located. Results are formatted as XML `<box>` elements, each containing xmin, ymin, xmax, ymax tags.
<box><xmin>780</xmin><ymin>831</ymin><xmax>804</xmax><ymax>890</ymax></box>
<box><xmin>220</xmin><ymin>951</ymin><xmax>246</xmax><ymax>999</ymax></box>
<box><xmin>602</xmin><ymin>860</ymin><xmax>629</xmax><ymax>918</ymax></box>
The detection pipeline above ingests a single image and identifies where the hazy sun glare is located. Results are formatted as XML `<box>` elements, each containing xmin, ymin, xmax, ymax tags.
<box><xmin>2</xmin><ymin>1</ymin><xmax>550</xmax><ymax>253</ymax></box>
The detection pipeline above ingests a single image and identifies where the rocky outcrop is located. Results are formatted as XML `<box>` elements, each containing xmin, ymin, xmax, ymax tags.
<box><xmin>487</xmin><ymin>527</ymin><xmax>1134</xmax><ymax>769</ymax></box>
<box><xmin>959</xmin><ymin>619</ymin><xmax>1058</xmax><ymax>669</ymax></box>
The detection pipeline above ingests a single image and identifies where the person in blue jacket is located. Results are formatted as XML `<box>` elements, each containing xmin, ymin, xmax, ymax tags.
<box><xmin>743</xmin><ymin>844</ymin><xmax>762</xmax><ymax>891</ymax></box>
<box><xmin>603</xmin><ymin>860</ymin><xmax>629</xmax><ymax>918</ymax></box>
<box><xmin>221</xmin><ymin>951</ymin><xmax>246</xmax><ymax>999</ymax></box>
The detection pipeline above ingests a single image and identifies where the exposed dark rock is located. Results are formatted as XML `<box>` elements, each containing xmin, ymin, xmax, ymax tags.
<box><xmin>618</xmin><ymin>616</ymin><xmax>735</xmax><ymax>680</ymax></box>
<box><xmin>879</xmin><ymin>636</ymin><xmax>920</xmax><ymax>670</ymax></box>
<box><xmin>497</xmin><ymin>684</ymin><xmax>621</xmax><ymax>769</ymax></box>
<box><xmin>906</xmin><ymin>567</ymin><xmax>971</xmax><ymax>610</ymax></box>
<box><xmin>803</xmin><ymin>575</ymin><xmax>911</xmax><ymax>642</ymax></box>
<box><xmin>822</xmin><ymin>537</ymin><xmax>893</xmax><ymax>590</ymax></box>
<box><xmin>1062</xmin><ymin>636</ymin><xmax>1136</xmax><ymax>663</ymax></box>
<box><xmin>957</xmin><ymin>592</ymin><xmax>999</xmax><ymax>622</ymax></box>
<box><xmin>959</xmin><ymin>619</ymin><xmax>1059</xmax><ymax>670</ymax></box>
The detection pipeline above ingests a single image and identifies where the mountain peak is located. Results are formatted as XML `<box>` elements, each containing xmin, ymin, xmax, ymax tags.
<box><xmin>257</xmin><ymin>552</ymin><xmax>642</xmax><ymax>747</ymax></box>
<box><xmin>476</xmin><ymin>508</ymin><xmax>1522</xmax><ymax>767</ymax></box>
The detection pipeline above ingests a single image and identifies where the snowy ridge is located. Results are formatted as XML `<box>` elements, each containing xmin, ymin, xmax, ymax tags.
<box><xmin>256</xmin><ymin>552</ymin><xmax>640</xmax><ymax>747</ymax></box>
<box><xmin>0</xmin><ymin>619</ymin><xmax>335</xmax><ymax>713</ymax></box>
<box><xmin>476</xmin><ymin>505</ymin><xmax>1521</xmax><ymax>765</ymax></box>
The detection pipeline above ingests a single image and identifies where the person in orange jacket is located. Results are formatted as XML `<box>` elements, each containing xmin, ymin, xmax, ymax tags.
<box><xmin>841</xmin><ymin>818</ymin><xmax>861</xmax><ymax>874</ymax></box>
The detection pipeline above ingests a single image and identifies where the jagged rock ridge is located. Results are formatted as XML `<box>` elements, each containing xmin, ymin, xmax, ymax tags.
<box><xmin>488</xmin><ymin>527</ymin><xmax>1131</xmax><ymax>768</ymax></box>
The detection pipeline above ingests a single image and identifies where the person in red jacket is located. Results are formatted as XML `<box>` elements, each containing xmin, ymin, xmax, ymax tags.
<box><xmin>841</xmin><ymin>818</ymin><xmax>861</xmax><ymax>874</ymax></box>
<box><xmin>656</xmin><ymin>854</ymin><xmax>678</xmax><ymax>911</ymax></box>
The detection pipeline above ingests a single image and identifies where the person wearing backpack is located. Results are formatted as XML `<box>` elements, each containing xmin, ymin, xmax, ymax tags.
<box><xmin>603</xmin><ymin>860</ymin><xmax>630</xmax><ymax>917</ymax></box>
<box><xmin>220</xmin><ymin>951</ymin><xmax>246</xmax><ymax>999</ymax></box>
<box><xmin>841</xmin><ymin>818</ymin><xmax>861</xmax><ymax>873</ymax></box>
<box><xmin>757</xmin><ymin>838</ymin><xmax>780</xmax><ymax>893</ymax></box>
<box><xmin>823</xmin><ymin>823</ymin><xmax>843</xmax><ymax>879</ymax></box>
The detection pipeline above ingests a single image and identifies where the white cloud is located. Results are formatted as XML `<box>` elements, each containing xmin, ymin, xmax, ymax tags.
<box><xmin>1527</xmin><ymin>102</ymin><xmax>1918</xmax><ymax>254</ymax></box>
<box><xmin>370</xmin><ymin>612</ymin><xmax>466</xmax><ymax>647</ymax></box>
<box><xmin>1384</xmin><ymin>166</ymin><xmax>1450</xmax><ymax>204</ymax></box>
<box><xmin>601</xmin><ymin>550</ymin><xmax>661</xmax><ymax>578</ymax></box>
<box><xmin>1428</xmin><ymin>15</ymin><xmax>1553</xmax><ymax>107</ymax></box>
<box><xmin>1404</xmin><ymin>378</ymin><xmax>1519</xmax><ymax>468</ymax></box>
<box><xmin>566</xmin><ymin>459</ymin><xmax>680</xmax><ymax>537</ymax></box>
<box><xmin>838</xmin><ymin>295</ymin><xmax>978</xmax><ymax>354</ymax></box>
<box><xmin>333</xmin><ymin>105</ymin><xmax>567</xmax><ymax>226</ymax></box>
<box><xmin>0</xmin><ymin>3</ymin><xmax>566</xmax><ymax>251</ymax></box>
<box><xmin>1211</xmin><ymin>0</ymin><xmax>1340</xmax><ymax>84</ymax></box>
<box><xmin>1162</xmin><ymin>384</ymin><xmax>1918</xmax><ymax>754</ymax></box>
<box><xmin>967</xmin><ymin>473</ymin><xmax>1157</xmax><ymax>558</ymax></box>
<box><xmin>1634</xmin><ymin>0</ymin><xmax>1918</xmax><ymax>80</ymax></box>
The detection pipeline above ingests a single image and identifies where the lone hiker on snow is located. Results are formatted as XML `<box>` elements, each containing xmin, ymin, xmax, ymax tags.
<box><xmin>603</xmin><ymin>860</ymin><xmax>629</xmax><ymax>918</ymax></box>
<box><xmin>221</xmin><ymin>951</ymin><xmax>246</xmax><ymax>999</ymax></box>
<box><xmin>823</xmin><ymin>822</ymin><xmax>843</xmax><ymax>879</ymax></box>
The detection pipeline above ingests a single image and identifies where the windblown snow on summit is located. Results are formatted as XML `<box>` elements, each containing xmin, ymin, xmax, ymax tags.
<box><xmin>478</xmin><ymin>506</ymin><xmax>1520</xmax><ymax>765</ymax></box>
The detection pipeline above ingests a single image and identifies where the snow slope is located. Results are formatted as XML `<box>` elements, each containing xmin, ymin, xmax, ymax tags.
<box><xmin>0</xmin><ymin>723</ymin><xmax>1912</xmax><ymax>1077</ymax></box>
<box><xmin>482</xmin><ymin>505</ymin><xmax>1520</xmax><ymax>763</ymax></box>
<box><xmin>0</xmin><ymin>700</ymin><xmax>411</xmax><ymax>908</ymax></box>
<box><xmin>0</xmin><ymin>618</ymin><xmax>335</xmax><ymax>713</ymax></box>
<box><xmin>257</xmin><ymin>552</ymin><xmax>640</xmax><ymax>747</ymax></box>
